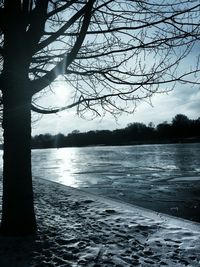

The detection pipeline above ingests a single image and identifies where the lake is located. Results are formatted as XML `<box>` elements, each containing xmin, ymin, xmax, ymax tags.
<box><xmin>1</xmin><ymin>143</ymin><xmax>200</xmax><ymax>221</ymax></box>
<box><xmin>31</xmin><ymin>143</ymin><xmax>200</xmax><ymax>185</ymax></box>
<box><xmin>31</xmin><ymin>143</ymin><xmax>200</xmax><ymax>222</ymax></box>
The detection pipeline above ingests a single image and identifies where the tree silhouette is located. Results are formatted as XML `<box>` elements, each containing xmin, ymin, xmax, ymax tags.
<box><xmin>31</xmin><ymin>114</ymin><xmax>200</xmax><ymax>148</ymax></box>
<box><xmin>0</xmin><ymin>1</ymin><xmax>200</xmax><ymax>235</ymax></box>
<box><xmin>171</xmin><ymin>114</ymin><xmax>191</xmax><ymax>138</ymax></box>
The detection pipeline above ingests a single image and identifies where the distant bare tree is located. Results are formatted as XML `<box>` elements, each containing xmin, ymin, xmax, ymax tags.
<box><xmin>0</xmin><ymin>0</ymin><xmax>199</xmax><ymax>235</ymax></box>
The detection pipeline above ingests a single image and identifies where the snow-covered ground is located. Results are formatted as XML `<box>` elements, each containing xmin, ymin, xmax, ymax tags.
<box><xmin>0</xmin><ymin>178</ymin><xmax>199</xmax><ymax>267</ymax></box>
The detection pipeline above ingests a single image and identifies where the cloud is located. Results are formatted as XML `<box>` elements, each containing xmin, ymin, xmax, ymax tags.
<box><xmin>32</xmin><ymin>81</ymin><xmax>200</xmax><ymax>135</ymax></box>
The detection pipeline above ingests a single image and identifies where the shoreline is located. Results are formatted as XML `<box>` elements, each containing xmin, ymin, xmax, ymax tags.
<box><xmin>31</xmin><ymin>139</ymin><xmax>200</xmax><ymax>150</ymax></box>
<box><xmin>1</xmin><ymin>177</ymin><xmax>200</xmax><ymax>266</ymax></box>
<box><xmin>81</xmin><ymin>177</ymin><xmax>200</xmax><ymax>224</ymax></box>
<box><xmin>40</xmin><ymin>177</ymin><xmax>200</xmax><ymax>231</ymax></box>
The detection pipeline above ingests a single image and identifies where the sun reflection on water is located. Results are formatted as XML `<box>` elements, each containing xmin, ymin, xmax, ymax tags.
<box><xmin>52</xmin><ymin>147</ymin><xmax>79</xmax><ymax>187</ymax></box>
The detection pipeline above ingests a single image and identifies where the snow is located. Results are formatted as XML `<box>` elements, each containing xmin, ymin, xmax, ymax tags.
<box><xmin>0</xmin><ymin>177</ymin><xmax>200</xmax><ymax>266</ymax></box>
<box><xmin>171</xmin><ymin>176</ymin><xmax>200</xmax><ymax>181</ymax></box>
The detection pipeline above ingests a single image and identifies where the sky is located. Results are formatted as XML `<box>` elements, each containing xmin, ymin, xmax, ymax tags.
<box><xmin>31</xmin><ymin>2</ymin><xmax>200</xmax><ymax>137</ymax></box>
<box><xmin>31</xmin><ymin>81</ymin><xmax>200</xmax><ymax>136</ymax></box>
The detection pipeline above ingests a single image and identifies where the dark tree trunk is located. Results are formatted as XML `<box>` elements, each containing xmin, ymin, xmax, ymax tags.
<box><xmin>0</xmin><ymin>4</ymin><xmax>37</xmax><ymax>236</ymax></box>
<box><xmin>0</xmin><ymin>78</ymin><xmax>37</xmax><ymax>235</ymax></box>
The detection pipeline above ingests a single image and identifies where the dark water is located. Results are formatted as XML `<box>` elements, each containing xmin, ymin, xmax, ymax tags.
<box><xmin>31</xmin><ymin>143</ymin><xmax>200</xmax><ymax>222</ymax></box>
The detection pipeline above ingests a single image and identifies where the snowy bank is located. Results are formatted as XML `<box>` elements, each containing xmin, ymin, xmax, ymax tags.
<box><xmin>0</xmin><ymin>178</ymin><xmax>200</xmax><ymax>267</ymax></box>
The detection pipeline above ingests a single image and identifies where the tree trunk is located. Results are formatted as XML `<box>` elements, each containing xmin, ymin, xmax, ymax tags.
<box><xmin>0</xmin><ymin>81</ymin><xmax>37</xmax><ymax>235</ymax></box>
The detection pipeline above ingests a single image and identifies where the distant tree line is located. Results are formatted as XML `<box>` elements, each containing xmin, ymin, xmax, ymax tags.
<box><xmin>32</xmin><ymin>114</ymin><xmax>200</xmax><ymax>149</ymax></box>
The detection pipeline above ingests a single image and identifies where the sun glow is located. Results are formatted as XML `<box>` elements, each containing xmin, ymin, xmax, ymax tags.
<box><xmin>32</xmin><ymin>75</ymin><xmax>73</xmax><ymax>112</ymax></box>
<box><xmin>53</xmin><ymin>77</ymin><xmax>72</xmax><ymax>107</ymax></box>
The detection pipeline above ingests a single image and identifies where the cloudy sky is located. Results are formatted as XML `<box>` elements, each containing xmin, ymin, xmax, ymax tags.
<box><xmin>30</xmin><ymin>1</ymin><xmax>200</xmax><ymax>137</ymax></box>
<box><xmin>31</xmin><ymin>17</ymin><xmax>200</xmax><ymax>136</ymax></box>
<box><xmin>31</xmin><ymin>81</ymin><xmax>200</xmax><ymax>136</ymax></box>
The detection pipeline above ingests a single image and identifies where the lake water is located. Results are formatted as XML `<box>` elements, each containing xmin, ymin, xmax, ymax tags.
<box><xmin>31</xmin><ymin>143</ymin><xmax>200</xmax><ymax>188</ymax></box>
<box><xmin>1</xmin><ymin>143</ymin><xmax>200</xmax><ymax>221</ymax></box>
<box><xmin>31</xmin><ymin>143</ymin><xmax>200</xmax><ymax>221</ymax></box>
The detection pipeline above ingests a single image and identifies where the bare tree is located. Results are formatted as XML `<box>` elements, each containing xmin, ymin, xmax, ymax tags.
<box><xmin>0</xmin><ymin>0</ymin><xmax>199</xmax><ymax>235</ymax></box>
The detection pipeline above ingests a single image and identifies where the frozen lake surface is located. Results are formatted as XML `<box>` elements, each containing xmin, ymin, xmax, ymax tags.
<box><xmin>31</xmin><ymin>143</ymin><xmax>200</xmax><ymax>222</ymax></box>
<box><xmin>32</xmin><ymin>143</ymin><xmax>200</xmax><ymax>186</ymax></box>
<box><xmin>0</xmin><ymin>143</ymin><xmax>200</xmax><ymax>221</ymax></box>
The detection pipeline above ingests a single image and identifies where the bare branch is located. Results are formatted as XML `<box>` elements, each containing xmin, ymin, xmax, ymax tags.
<box><xmin>47</xmin><ymin>1</ymin><xmax>77</xmax><ymax>19</ymax></box>
<box><xmin>26</xmin><ymin>0</ymin><xmax>49</xmax><ymax>54</ymax></box>
<box><xmin>36</xmin><ymin>1</ymin><xmax>90</xmax><ymax>53</ymax></box>
<box><xmin>31</xmin><ymin>0</ymin><xmax>95</xmax><ymax>94</ymax></box>
<box><xmin>1</xmin><ymin>0</ymin><xmax>200</xmax><ymax>119</ymax></box>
